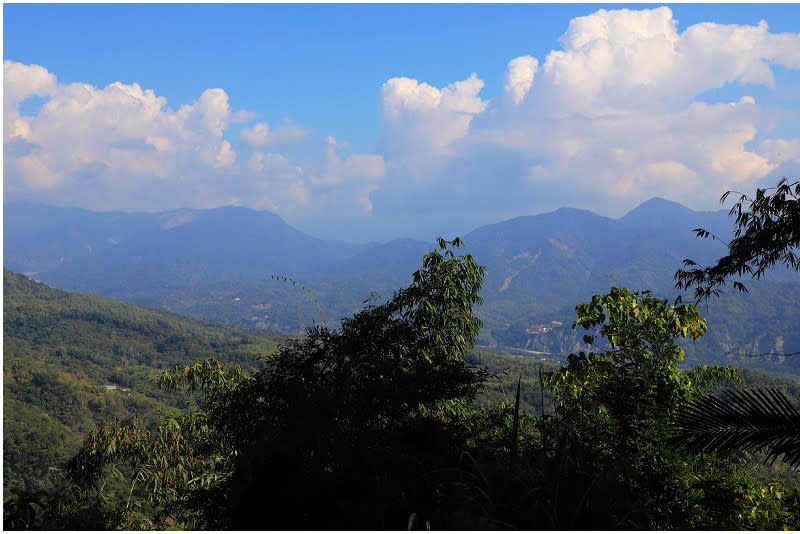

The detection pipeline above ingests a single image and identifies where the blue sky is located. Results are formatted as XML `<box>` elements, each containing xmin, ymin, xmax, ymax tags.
<box><xmin>4</xmin><ymin>4</ymin><xmax>800</xmax><ymax>242</ymax></box>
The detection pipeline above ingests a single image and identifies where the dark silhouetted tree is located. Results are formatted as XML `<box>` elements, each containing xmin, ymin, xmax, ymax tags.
<box><xmin>676</xmin><ymin>177</ymin><xmax>799</xmax><ymax>301</ymax></box>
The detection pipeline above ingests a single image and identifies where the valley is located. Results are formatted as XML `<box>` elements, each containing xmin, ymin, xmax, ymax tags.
<box><xmin>6</xmin><ymin>198</ymin><xmax>799</xmax><ymax>376</ymax></box>
<box><xmin>6</xmin><ymin>4</ymin><xmax>800</xmax><ymax>528</ymax></box>
<box><xmin>4</xmin><ymin>198</ymin><xmax>800</xmax><ymax>527</ymax></box>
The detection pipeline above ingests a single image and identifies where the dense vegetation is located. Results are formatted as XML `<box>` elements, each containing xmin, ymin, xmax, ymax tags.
<box><xmin>2</xmin><ymin>267</ymin><xmax>551</xmax><ymax>498</ymax></box>
<box><xmin>3</xmin><ymin>269</ymin><xmax>281</xmax><ymax>493</ymax></box>
<box><xmin>5</xmin><ymin>235</ymin><xmax>799</xmax><ymax>530</ymax></box>
<box><xmin>4</xmin><ymin>180</ymin><xmax>799</xmax><ymax>530</ymax></box>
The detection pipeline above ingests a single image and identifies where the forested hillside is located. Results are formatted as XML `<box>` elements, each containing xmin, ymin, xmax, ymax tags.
<box><xmin>4</xmin><ymin>180</ymin><xmax>800</xmax><ymax>530</ymax></box>
<box><xmin>3</xmin><ymin>270</ymin><xmax>281</xmax><ymax>492</ymax></box>
<box><xmin>1</xmin><ymin>268</ymin><xmax>567</xmax><ymax>497</ymax></box>
<box><xmin>5</xmin><ymin>237</ymin><xmax>800</xmax><ymax>530</ymax></box>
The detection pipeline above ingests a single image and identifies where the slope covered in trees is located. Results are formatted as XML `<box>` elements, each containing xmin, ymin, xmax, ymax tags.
<box><xmin>3</xmin><ymin>270</ymin><xmax>281</xmax><ymax>493</ymax></box>
<box><xmin>8</xmin><ymin>239</ymin><xmax>799</xmax><ymax>530</ymax></box>
<box><xmin>6</xmin><ymin>179</ymin><xmax>800</xmax><ymax>529</ymax></box>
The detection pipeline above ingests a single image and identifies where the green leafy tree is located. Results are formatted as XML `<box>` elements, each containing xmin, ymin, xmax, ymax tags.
<box><xmin>58</xmin><ymin>358</ymin><xmax>253</xmax><ymax>529</ymax></box>
<box><xmin>456</xmin><ymin>288</ymin><xmax>758</xmax><ymax>530</ymax></box>
<box><xmin>548</xmin><ymin>288</ymin><xmax>707</xmax><ymax>449</ymax></box>
<box><xmin>61</xmin><ymin>238</ymin><xmax>489</xmax><ymax>529</ymax></box>
<box><xmin>26</xmin><ymin>241</ymin><xmax>800</xmax><ymax>530</ymax></box>
<box><xmin>544</xmin><ymin>288</ymin><xmax>797</xmax><ymax>530</ymax></box>
<box><xmin>541</xmin><ymin>288</ymin><xmax>732</xmax><ymax>529</ymax></box>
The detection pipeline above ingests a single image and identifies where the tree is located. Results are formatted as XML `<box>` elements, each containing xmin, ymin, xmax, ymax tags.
<box><xmin>60</xmin><ymin>237</ymin><xmax>490</xmax><ymax>529</ymax></box>
<box><xmin>455</xmin><ymin>287</ymin><xmax>797</xmax><ymax>530</ymax></box>
<box><xmin>548</xmin><ymin>287</ymin><xmax>708</xmax><ymax>439</ymax></box>
<box><xmin>30</xmin><ymin>239</ymin><xmax>800</xmax><ymax>529</ymax></box>
<box><xmin>541</xmin><ymin>288</ymin><xmax>712</xmax><ymax>528</ymax></box>
<box><xmin>673</xmin><ymin>177</ymin><xmax>800</xmax><ymax>472</ymax></box>
<box><xmin>675</xmin><ymin>177</ymin><xmax>800</xmax><ymax>301</ymax></box>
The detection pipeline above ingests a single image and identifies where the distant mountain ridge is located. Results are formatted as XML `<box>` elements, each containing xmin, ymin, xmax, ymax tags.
<box><xmin>5</xmin><ymin>198</ymin><xmax>799</xmax><ymax>372</ymax></box>
<box><xmin>5</xmin><ymin>197</ymin><xmax>723</xmax><ymax>283</ymax></box>
<box><xmin>620</xmin><ymin>197</ymin><xmax>704</xmax><ymax>228</ymax></box>
<box><xmin>4</xmin><ymin>202</ymin><xmax>368</xmax><ymax>294</ymax></box>
<box><xmin>0</xmin><ymin>197</ymin><xmax>767</xmax><ymax>313</ymax></box>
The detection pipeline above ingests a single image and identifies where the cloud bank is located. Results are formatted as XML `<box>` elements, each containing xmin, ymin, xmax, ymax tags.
<box><xmin>374</xmin><ymin>6</ymin><xmax>800</xmax><ymax>225</ymax></box>
<box><xmin>3</xmin><ymin>60</ymin><xmax>386</xmax><ymax>218</ymax></box>
<box><xmin>4</xmin><ymin>7</ymin><xmax>800</xmax><ymax>240</ymax></box>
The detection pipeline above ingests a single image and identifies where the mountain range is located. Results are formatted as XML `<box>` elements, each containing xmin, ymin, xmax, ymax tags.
<box><xmin>3</xmin><ymin>197</ymin><xmax>730</xmax><ymax>293</ymax></box>
<box><xmin>5</xmin><ymin>198</ymin><xmax>799</xmax><ymax>373</ymax></box>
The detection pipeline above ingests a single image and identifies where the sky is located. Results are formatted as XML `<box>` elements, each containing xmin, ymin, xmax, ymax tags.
<box><xmin>4</xmin><ymin>3</ymin><xmax>800</xmax><ymax>242</ymax></box>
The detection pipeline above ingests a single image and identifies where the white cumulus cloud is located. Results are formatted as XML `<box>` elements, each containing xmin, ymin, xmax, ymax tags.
<box><xmin>241</xmin><ymin>120</ymin><xmax>311</xmax><ymax>148</ymax></box>
<box><xmin>4</xmin><ymin>66</ymin><xmax>241</xmax><ymax>194</ymax></box>
<box><xmin>376</xmin><ymin>6</ymin><xmax>800</xmax><ymax>221</ymax></box>
<box><xmin>5</xmin><ymin>6</ymin><xmax>800</xmax><ymax>240</ymax></box>
<box><xmin>240</xmin><ymin>136</ymin><xmax>385</xmax><ymax>217</ymax></box>
<box><xmin>3</xmin><ymin>61</ymin><xmax>383</xmax><ymax>221</ymax></box>
<box><xmin>381</xmin><ymin>73</ymin><xmax>487</xmax><ymax>159</ymax></box>
<box><xmin>4</xmin><ymin>61</ymin><xmax>58</xmax><ymax>143</ymax></box>
<box><xmin>759</xmin><ymin>138</ymin><xmax>800</xmax><ymax>164</ymax></box>
<box><xmin>3</xmin><ymin>60</ymin><xmax>57</xmax><ymax>110</ymax></box>
<box><xmin>504</xmin><ymin>56</ymin><xmax>538</xmax><ymax>106</ymax></box>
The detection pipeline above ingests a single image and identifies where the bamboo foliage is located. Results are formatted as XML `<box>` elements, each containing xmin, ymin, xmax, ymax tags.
<box><xmin>676</xmin><ymin>177</ymin><xmax>800</xmax><ymax>301</ymax></box>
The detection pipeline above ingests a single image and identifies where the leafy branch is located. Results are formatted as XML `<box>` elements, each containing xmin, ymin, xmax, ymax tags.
<box><xmin>675</xmin><ymin>177</ymin><xmax>800</xmax><ymax>301</ymax></box>
<box><xmin>271</xmin><ymin>274</ymin><xmax>327</xmax><ymax>327</ymax></box>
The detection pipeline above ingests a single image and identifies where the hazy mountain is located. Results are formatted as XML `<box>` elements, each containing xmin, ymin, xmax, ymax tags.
<box><xmin>5</xmin><ymin>202</ymin><xmax>367</xmax><ymax>297</ymax></box>
<box><xmin>619</xmin><ymin>197</ymin><xmax>710</xmax><ymax>229</ymax></box>
<box><xmin>5</xmin><ymin>199</ymin><xmax>727</xmax><ymax>292</ymax></box>
<box><xmin>325</xmin><ymin>203</ymin><xmax>734</xmax><ymax>331</ymax></box>
<box><xmin>3</xmin><ymin>201</ymin><xmax>159</xmax><ymax>274</ymax></box>
<box><xmin>5</xmin><ymin>198</ymin><xmax>798</xmax><ymax>370</ymax></box>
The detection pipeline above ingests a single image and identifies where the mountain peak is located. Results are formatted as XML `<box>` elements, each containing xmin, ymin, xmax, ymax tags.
<box><xmin>630</xmin><ymin>196</ymin><xmax>691</xmax><ymax>212</ymax></box>
<box><xmin>620</xmin><ymin>197</ymin><xmax>694</xmax><ymax>227</ymax></box>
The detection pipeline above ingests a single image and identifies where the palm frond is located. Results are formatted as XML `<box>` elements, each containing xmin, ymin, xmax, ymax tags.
<box><xmin>670</xmin><ymin>388</ymin><xmax>800</xmax><ymax>468</ymax></box>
